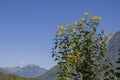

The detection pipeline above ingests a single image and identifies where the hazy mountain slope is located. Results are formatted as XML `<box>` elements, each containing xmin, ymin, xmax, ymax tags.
<box><xmin>39</xmin><ymin>66</ymin><xmax>58</xmax><ymax>80</ymax></box>
<box><xmin>105</xmin><ymin>31</ymin><xmax>120</xmax><ymax>69</ymax></box>
<box><xmin>39</xmin><ymin>31</ymin><xmax>120</xmax><ymax>80</ymax></box>
<box><xmin>0</xmin><ymin>64</ymin><xmax>47</xmax><ymax>78</ymax></box>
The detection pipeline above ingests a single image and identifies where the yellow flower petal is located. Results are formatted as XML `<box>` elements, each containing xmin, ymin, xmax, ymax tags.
<box><xmin>72</xmin><ymin>28</ymin><xmax>76</xmax><ymax>32</ymax></box>
<box><xmin>74</xmin><ymin>21</ymin><xmax>80</xmax><ymax>25</ymax></box>
<box><xmin>59</xmin><ymin>45</ymin><xmax>63</xmax><ymax>48</ymax></box>
<box><xmin>59</xmin><ymin>31</ymin><xmax>63</xmax><ymax>35</ymax></box>
<box><xmin>91</xmin><ymin>16</ymin><xmax>101</xmax><ymax>21</ymax></box>
<box><xmin>67</xmin><ymin>54</ymin><xmax>76</xmax><ymax>59</ymax></box>
<box><xmin>74</xmin><ymin>60</ymin><xmax>78</xmax><ymax>63</ymax></box>
<box><xmin>68</xmin><ymin>46</ymin><xmax>73</xmax><ymax>49</ymax></box>
<box><xmin>97</xmin><ymin>16</ymin><xmax>101</xmax><ymax>20</ymax></box>
<box><xmin>81</xmin><ymin>18</ymin><xmax>86</xmax><ymax>22</ymax></box>
<box><xmin>83</xmin><ymin>12</ymin><xmax>89</xmax><ymax>16</ymax></box>
<box><xmin>58</xmin><ymin>25</ymin><xmax>63</xmax><ymax>29</ymax></box>
<box><xmin>67</xmin><ymin>24</ymin><xmax>72</xmax><ymax>27</ymax></box>
<box><xmin>58</xmin><ymin>26</ymin><xmax>66</xmax><ymax>30</ymax></box>
<box><xmin>78</xmin><ymin>39</ymin><xmax>82</xmax><ymax>43</ymax></box>
<box><xmin>77</xmin><ymin>52</ymin><xmax>81</xmax><ymax>57</ymax></box>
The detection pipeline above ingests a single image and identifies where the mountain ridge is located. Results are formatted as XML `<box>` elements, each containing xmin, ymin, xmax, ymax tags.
<box><xmin>0</xmin><ymin>64</ymin><xmax>47</xmax><ymax>78</ymax></box>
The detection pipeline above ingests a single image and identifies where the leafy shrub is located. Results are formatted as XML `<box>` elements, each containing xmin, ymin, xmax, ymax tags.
<box><xmin>52</xmin><ymin>12</ymin><xmax>118</xmax><ymax>80</ymax></box>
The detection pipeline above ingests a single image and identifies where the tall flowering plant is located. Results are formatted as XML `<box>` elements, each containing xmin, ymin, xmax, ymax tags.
<box><xmin>52</xmin><ymin>12</ymin><xmax>117</xmax><ymax>80</ymax></box>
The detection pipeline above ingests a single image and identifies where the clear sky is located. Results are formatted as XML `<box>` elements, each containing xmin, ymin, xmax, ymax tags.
<box><xmin>0</xmin><ymin>0</ymin><xmax>120</xmax><ymax>69</ymax></box>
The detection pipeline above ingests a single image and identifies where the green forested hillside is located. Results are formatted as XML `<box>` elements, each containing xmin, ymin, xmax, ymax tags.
<box><xmin>0</xmin><ymin>72</ymin><xmax>40</xmax><ymax>80</ymax></box>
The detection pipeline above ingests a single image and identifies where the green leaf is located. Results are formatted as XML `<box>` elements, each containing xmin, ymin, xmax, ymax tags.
<box><xmin>110</xmin><ymin>69</ymin><xmax>114</xmax><ymax>74</ymax></box>
<box><xmin>55</xmin><ymin>45</ymin><xmax>57</xmax><ymax>49</ymax></box>
<box><xmin>52</xmin><ymin>53</ymin><xmax>55</xmax><ymax>57</ymax></box>
<box><xmin>55</xmin><ymin>58</ymin><xmax>58</xmax><ymax>61</ymax></box>
<box><xmin>105</xmin><ymin>72</ymin><xmax>109</xmax><ymax>76</ymax></box>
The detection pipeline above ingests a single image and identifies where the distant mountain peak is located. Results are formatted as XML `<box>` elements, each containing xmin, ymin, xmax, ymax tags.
<box><xmin>26</xmin><ymin>64</ymin><xmax>38</xmax><ymax>66</ymax></box>
<box><xmin>23</xmin><ymin>64</ymin><xmax>40</xmax><ymax>68</ymax></box>
<box><xmin>0</xmin><ymin>64</ymin><xmax>47</xmax><ymax>78</ymax></box>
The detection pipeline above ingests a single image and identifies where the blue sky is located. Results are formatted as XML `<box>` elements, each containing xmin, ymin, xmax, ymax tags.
<box><xmin>0</xmin><ymin>0</ymin><xmax>120</xmax><ymax>69</ymax></box>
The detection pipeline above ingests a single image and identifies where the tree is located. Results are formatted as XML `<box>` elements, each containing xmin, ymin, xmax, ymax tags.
<box><xmin>52</xmin><ymin>12</ymin><xmax>117</xmax><ymax>80</ymax></box>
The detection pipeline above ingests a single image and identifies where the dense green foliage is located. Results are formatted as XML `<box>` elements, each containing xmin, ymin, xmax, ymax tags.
<box><xmin>52</xmin><ymin>12</ymin><xmax>117</xmax><ymax>80</ymax></box>
<box><xmin>0</xmin><ymin>72</ymin><xmax>39</xmax><ymax>80</ymax></box>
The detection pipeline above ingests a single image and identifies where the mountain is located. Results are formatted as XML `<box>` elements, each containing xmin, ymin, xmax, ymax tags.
<box><xmin>105</xmin><ymin>31</ymin><xmax>120</xmax><ymax>70</ymax></box>
<box><xmin>39</xmin><ymin>31</ymin><xmax>120</xmax><ymax>80</ymax></box>
<box><xmin>39</xmin><ymin>66</ymin><xmax>58</xmax><ymax>80</ymax></box>
<box><xmin>0</xmin><ymin>64</ymin><xmax>47</xmax><ymax>78</ymax></box>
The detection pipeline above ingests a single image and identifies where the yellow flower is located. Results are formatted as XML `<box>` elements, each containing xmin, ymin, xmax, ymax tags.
<box><xmin>76</xmin><ymin>52</ymin><xmax>81</xmax><ymax>57</ymax></box>
<box><xmin>73</xmin><ymin>43</ymin><xmax>76</xmax><ymax>46</ymax></box>
<box><xmin>68</xmin><ymin>46</ymin><xmax>73</xmax><ymax>49</ymax></box>
<box><xmin>78</xmin><ymin>39</ymin><xmax>82</xmax><ymax>43</ymax></box>
<box><xmin>74</xmin><ymin>21</ymin><xmax>80</xmax><ymax>25</ymax></box>
<box><xmin>59</xmin><ymin>45</ymin><xmax>63</xmax><ymax>48</ymax></box>
<box><xmin>83</xmin><ymin>12</ymin><xmax>89</xmax><ymax>16</ymax></box>
<box><xmin>91</xmin><ymin>16</ymin><xmax>101</xmax><ymax>21</ymax></box>
<box><xmin>74</xmin><ymin>60</ymin><xmax>78</xmax><ymax>63</ymax></box>
<box><xmin>67</xmin><ymin>54</ymin><xmax>76</xmax><ymax>59</ymax></box>
<box><xmin>67</xmin><ymin>24</ymin><xmax>72</xmax><ymax>27</ymax></box>
<box><xmin>58</xmin><ymin>26</ymin><xmax>66</xmax><ymax>30</ymax></box>
<box><xmin>58</xmin><ymin>25</ymin><xmax>64</xmax><ymax>29</ymax></box>
<box><xmin>59</xmin><ymin>31</ymin><xmax>63</xmax><ymax>35</ymax></box>
<box><xmin>97</xmin><ymin>16</ymin><xmax>101</xmax><ymax>20</ymax></box>
<box><xmin>72</xmin><ymin>28</ymin><xmax>76</xmax><ymax>32</ymax></box>
<box><xmin>81</xmin><ymin>18</ymin><xmax>86</xmax><ymax>22</ymax></box>
<box><xmin>91</xmin><ymin>16</ymin><xmax>96</xmax><ymax>21</ymax></box>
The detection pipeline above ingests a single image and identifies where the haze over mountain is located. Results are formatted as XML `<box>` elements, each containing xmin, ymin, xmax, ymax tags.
<box><xmin>105</xmin><ymin>31</ymin><xmax>120</xmax><ymax>67</ymax></box>
<box><xmin>39</xmin><ymin>31</ymin><xmax>120</xmax><ymax>80</ymax></box>
<box><xmin>39</xmin><ymin>65</ymin><xmax>58</xmax><ymax>80</ymax></box>
<box><xmin>0</xmin><ymin>64</ymin><xmax>47</xmax><ymax>78</ymax></box>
